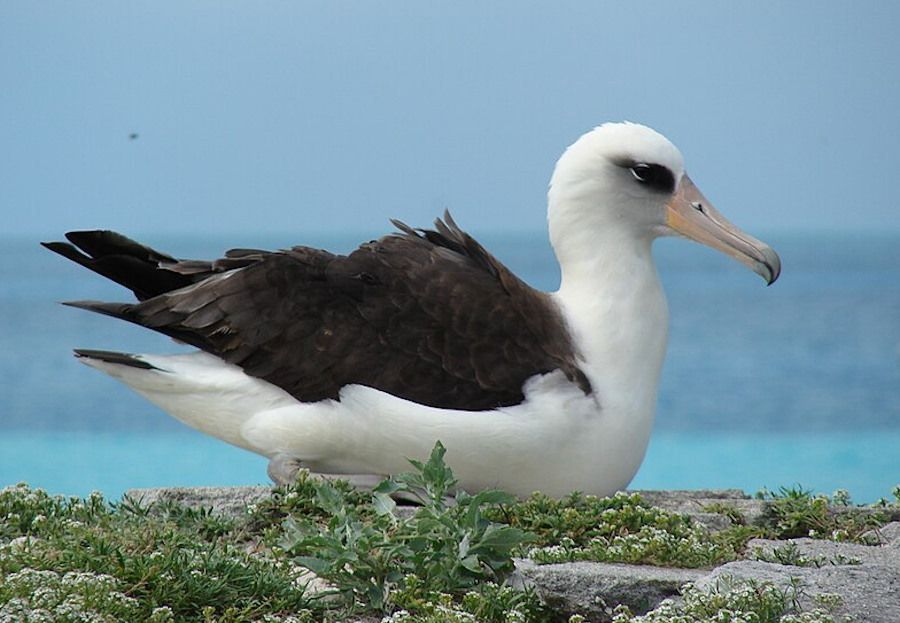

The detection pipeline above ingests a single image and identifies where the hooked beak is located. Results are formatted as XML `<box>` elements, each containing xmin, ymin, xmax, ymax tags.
<box><xmin>665</xmin><ymin>174</ymin><xmax>781</xmax><ymax>285</ymax></box>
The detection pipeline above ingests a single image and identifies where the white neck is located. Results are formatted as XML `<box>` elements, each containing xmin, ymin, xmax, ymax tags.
<box><xmin>549</xmin><ymin>199</ymin><xmax>669</xmax><ymax>449</ymax></box>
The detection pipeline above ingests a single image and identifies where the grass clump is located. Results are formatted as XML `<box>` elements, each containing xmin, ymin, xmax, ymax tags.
<box><xmin>610</xmin><ymin>577</ymin><xmax>842</xmax><ymax>623</ymax></box>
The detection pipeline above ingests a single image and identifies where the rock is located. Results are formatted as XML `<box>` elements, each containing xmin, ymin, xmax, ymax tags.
<box><xmin>124</xmin><ymin>485</ymin><xmax>272</xmax><ymax>518</ymax></box>
<box><xmin>695</xmin><ymin>549</ymin><xmax>900</xmax><ymax>622</ymax></box>
<box><xmin>633</xmin><ymin>489</ymin><xmax>750</xmax><ymax>504</ymax></box>
<box><xmin>747</xmin><ymin>537</ymin><xmax>894</xmax><ymax>566</ymax></box>
<box><xmin>631</xmin><ymin>489</ymin><xmax>766</xmax><ymax>528</ymax></box>
<box><xmin>123</xmin><ymin>484</ymin><xmax>424</xmax><ymax>520</ymax></box>
<box><xmin>512</xmin><ymin>559</ymin><xmax>705</xmax><ymax>622</ymax></box>
<box><xmin>884</xmin><ymin>521</ymin><xmax>900</xmax><ymax>546</ymax></box>
<box><xmin>684</xmin><ymin>513</ymin><xmax>734</xmax><ymax>532</ymax></box>
<box><xmin>863</xmin><ymin>520</ymin><xmax>900</xmax><ymax>546</ymax></box>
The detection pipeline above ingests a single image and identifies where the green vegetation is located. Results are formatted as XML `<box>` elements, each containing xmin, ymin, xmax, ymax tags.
<box><xmin>498</xmin><ymin>491</ymin><xmax>745</xmax><ymax>568</ymax></box>
<box><xmin>0</xmin><ymin>486</ymin><xmax>312</xmax><ymax>622</ymax></box>
<box><xmin>610</xmin><ymin>578</ymin><xmax>842</xmax><ymax>623</ymax></box>
<box><xmin>754</xmin><ymin>486</ymin><xmax>889</xmax><ymax>542</ymax></box>
<box><xmin>277</xmin><ymin>442</ymin><xmax>531</xmax><ymax>612</ymax></box>
<box><xmin>1</xmin><ymin>448</ymin><xmax>897</xmax><ymax>622</ymax></box>
<box><xmin>700</xmin><ymin>502</ymin><xmax>747</xmax><ymax>526</ymax></box>
<box><xmin>750</xmin><ymin>542</ymin><xmax>861</xmax><ymax>568</ymax></box>
<box><xmin>387</xmin><ymin>576</ymin><xmax>550</xmax><ymax>623</ymax></box>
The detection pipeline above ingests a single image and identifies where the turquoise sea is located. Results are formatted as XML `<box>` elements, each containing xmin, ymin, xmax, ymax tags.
<box><xmin>1</xmin><ymin>231</ymin><xmax>899</xmax><ymax>502</ymax></box>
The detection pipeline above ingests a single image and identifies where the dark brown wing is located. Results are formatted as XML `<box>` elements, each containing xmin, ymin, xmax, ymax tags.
<box><xmin>45</xmin><ymin>214</ymin><xmax>591</xmax><ymax>411</ymax></box>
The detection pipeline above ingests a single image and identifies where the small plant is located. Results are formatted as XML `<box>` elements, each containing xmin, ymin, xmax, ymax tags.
<box><xmin>701</xmin><ymin>502</ymin><xmax>747</xmax><ymax>525</ymax></box>
<box><xmin>240</xmin><ymin>470</ymin><xmax>375</xmax><ymax>543</ymax></box>
<box><xmin>757</xmin><ymin>486</ymin><xmax>886</xmax><ymax>542</ymax></box>
<box><xmin>610</xmin><ymin>577</ymin><xmax>842</xmax><ymax>623</ymax></box>
<box><xmin>829</xmin><ymin>489</ymin><xmax>851</xmax><ymax>507</ymax></box>
<box><xmin>751</xmin><ymin>542</ymin><xmax>861</xmax><ymax>568</ymax></box>
<box><xmin>279</xmin><ymin>442</ymin><xmax>532</xmax><ymax>612</ymax></box>
<box><xmin>871</xmin><ymin>484</ymin><xmax>900</xmax><ymax>508</ymax></box>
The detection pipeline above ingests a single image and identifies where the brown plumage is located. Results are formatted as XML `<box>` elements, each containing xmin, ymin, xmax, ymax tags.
<box><xmin>44</xmin><ymin>213</ymin><xmax>591</xmax><ymax>411</ymax></box>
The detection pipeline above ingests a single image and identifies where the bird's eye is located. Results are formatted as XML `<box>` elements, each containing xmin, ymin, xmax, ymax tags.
<box><xmin>628</xmin><ymin>163</ymin><xmax>676</xmax><ymax>193</ymax></box>
<box><xmin>630</xmin><ymin>164</ymin><xmax>651</xmax><ymax>182</ymax></box>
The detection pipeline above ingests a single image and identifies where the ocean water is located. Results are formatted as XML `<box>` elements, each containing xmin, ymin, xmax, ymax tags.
<box><xmin>1</xmin><ymin>231</ymin><xmax>899</xmax><ymax>502</ymax></box>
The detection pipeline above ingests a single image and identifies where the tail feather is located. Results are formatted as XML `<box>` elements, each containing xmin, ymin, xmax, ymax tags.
<box><xmin>41</xmin><ymin>231</ymin><xmax>192</xmax><ymax>301</ymax></box>
<box><xmin>63</xmin><ymin>230</ymin><xmax>176</xmax><ymax>265</ymax></box>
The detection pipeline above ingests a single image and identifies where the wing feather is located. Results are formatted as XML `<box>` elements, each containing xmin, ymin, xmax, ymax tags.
<box><xmin>47</xmin><ymin>215</ymin><xmax>591</xmax><ymax>410</ymax></box>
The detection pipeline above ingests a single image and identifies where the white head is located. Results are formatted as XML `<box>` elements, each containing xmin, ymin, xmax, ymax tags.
<box><xmin>548</xmin><ymin>122</ymin><xmax>780</xmax><ymax>284</ymax></box>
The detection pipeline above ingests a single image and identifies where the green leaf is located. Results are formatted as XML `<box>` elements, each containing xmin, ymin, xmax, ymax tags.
<box><xmin>293</xmin><ymin>556</ymin><xmax>331</xmax><ymax>575</ymax></box>
<box><xmin>372</xmin><ymin>479</ymin><xmax>403</xmax><ymax>495</ymax></box>
<box><xmin>364</xmin><ymin>582</ymin><xmax>385</xmax><ymax>610</ymax></box>
<box><xmin>469</xmin><ymin>490</ymin><xmax>517</xmax><ymax>507</ymax></box>
<box><xmin>459</xmin><ymin>554</ymin><xmax>482</xmax><ymax>573</ymax></box>
<box><xmin>372</xmin><ymin>492</ymin><xmax>396</xmax><ymax>517</ymax></box>
<box><xmin>472</xmin><ymin>525</ymin><xmax>531</xmax><ymax>554</ymax></box>
<box><xmin>315</xmin><ymin>482</ymin><xmax>346</xmax><ymax>515</ymax></box>
<box><xmin>457</xmin><ymin>533</ymin><xmax>471</xmax><ymax>559</ymax></box>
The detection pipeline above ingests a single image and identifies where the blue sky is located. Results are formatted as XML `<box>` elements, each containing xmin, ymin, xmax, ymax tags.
<box><xmin>2</xmin><ymin>2</ymin><xmax>898</xmax><ymax>238</ymax></box>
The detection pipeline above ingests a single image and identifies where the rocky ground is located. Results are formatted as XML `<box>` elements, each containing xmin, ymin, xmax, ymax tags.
<box><xmin>128</xmin><ymin>486</ymin><xmax>900</xmax><ymax>622</ymax></box>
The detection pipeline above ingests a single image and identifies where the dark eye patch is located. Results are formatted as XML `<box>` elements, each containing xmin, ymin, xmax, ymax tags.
<box><xmin>613</xmin><ymin>158</ymin><xmax>676</xmax><ymax>194</ymax></box>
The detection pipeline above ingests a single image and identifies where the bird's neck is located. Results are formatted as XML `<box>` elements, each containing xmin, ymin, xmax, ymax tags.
<box><xmin>551</xmin><ymin>220</ymin><xmax>669</xmax><ymax>435</ymax></box>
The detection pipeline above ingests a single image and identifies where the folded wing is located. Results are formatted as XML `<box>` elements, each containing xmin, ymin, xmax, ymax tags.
<box><xmin>45</xmin><ymin>214</ymin><xmax>591</xmax><ymax>411</ymax></box>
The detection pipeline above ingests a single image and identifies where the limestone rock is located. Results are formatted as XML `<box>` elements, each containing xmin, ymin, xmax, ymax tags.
<box><xmin>864</xmin><ymin>520</ymin><xmax>900</xmax><ymax>546</ymax></box>
<box><xmin>747</xmin><ymin>537</ymin><xmax>896</xmax><ymax>566</ymax></box>
<box><xmin>512</xmin><ymin>559</ymin><xmax>705</xmax><ymax>622</ymax></box>
<box><xmin>631</xmin><ymin>489</ymin><xmax>766</xmax><ymax>527</ymax></box>
<box><xmin>124</xmin><ymin>485</ymin><xmax>272</xmax><ymax>518</ymax></box>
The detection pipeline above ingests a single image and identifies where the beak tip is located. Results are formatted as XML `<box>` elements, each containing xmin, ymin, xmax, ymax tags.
<box><xmin>761</xmin><ymin>248</ymin><xmax>782</xmax><ymax>286</ymax></box>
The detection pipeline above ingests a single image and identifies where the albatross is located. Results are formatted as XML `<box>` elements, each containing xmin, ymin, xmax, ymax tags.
<box><xmin>44</xmin><ymin>122</ymin><xmax>780</xmax><ymax>498</ymax></box>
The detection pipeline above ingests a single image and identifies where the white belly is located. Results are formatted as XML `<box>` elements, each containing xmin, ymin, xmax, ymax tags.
<box><xmin>80</xmin><ymin>350</ymin><xmax>656</xmax><ymax>498</ymax></box>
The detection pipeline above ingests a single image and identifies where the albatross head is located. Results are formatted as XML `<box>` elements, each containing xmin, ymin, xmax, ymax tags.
<box><xmin>548</xmin><ymin>122</ymin><xmax>781</xmax><ymax>285</ymax></box>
